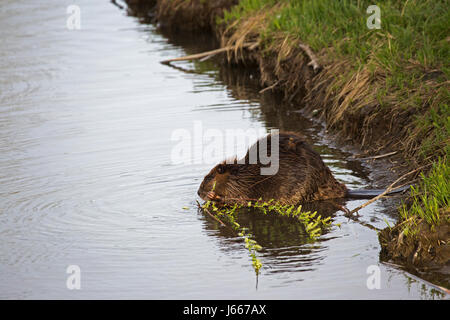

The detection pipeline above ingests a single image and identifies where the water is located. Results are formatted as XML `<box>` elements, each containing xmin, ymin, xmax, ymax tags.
<box><xmin>0</xmin><ymin>0</ymin><xmax>447</xmax><ymax>299</ymax></box>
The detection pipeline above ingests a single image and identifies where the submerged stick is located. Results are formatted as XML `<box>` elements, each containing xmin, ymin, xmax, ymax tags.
<box><xmin>259</xmin><ymin>80</ymin><xmax>280</xmax><ymax>93</ymax></box>
<box><xmin>348</xmin><ymin>164</ymin><xmax>430</xmax><ymax>215</ymax></box>
<box><xmin>160</xmin><ymin>42</ymin><xmax>259</xmax><ymax>64</ymax></box>
<box><xmin>196</xmin><ymin>200</ymin><xmax>227</xmax><ymax>227</ymax></box>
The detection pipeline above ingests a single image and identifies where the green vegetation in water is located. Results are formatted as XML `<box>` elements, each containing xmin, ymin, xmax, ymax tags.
<box><xmin>200</xmin><ymin>199</ymin><xmax>332</xmax><ymax>274</ymax></box>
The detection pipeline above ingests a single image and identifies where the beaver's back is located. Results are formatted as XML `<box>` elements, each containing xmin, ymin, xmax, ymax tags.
<box><xmin>240</xmin><ymin>131</ymin><xmax>347</xmax><ymax>204</ymax></box>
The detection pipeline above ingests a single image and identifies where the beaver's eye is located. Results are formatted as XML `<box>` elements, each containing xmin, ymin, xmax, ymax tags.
<box><xmin>217</xmin><ymin>165</ymin><xmax>225</xmax><ymax>174</ymax></box>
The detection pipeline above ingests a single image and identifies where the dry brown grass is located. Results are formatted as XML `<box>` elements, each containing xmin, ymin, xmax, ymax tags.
<box><xmin>219</xmin><ymin>5</ymin><xmax>281</xmax><ymax>62</ymax></box>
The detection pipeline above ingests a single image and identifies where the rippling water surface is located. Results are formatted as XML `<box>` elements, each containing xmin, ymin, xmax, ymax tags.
<box><xmin>0</xmin><ymin>0</ymin><xmax>446</xmax><ymax>299</ymax></box>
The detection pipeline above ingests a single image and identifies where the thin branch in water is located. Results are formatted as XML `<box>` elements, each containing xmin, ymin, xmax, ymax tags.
<box><xmin>160</xmin><ymin>42</ymin><xmax>259</xmax><ymax>64</ymax></box>
<box><xmin>357</xmin><ymin>151</ymin><xmax>398</xmax><ymax>160</ymax></box>
<box><xmin>348</xmin><ymin>164</ymin><xmax>430</xmax><ymax>215</ymax></box>
<box><xmin>259</xmin><ymin>80</ymin><xmax>280</xmax><ymax>93</ymax></box>
<box><xmin>196</xmin><ymin>200</ymin><xmax>227</xmax><ymax>228</ymax></box>
<box><xmin>199</xmin><ymin>54</ymin><xmax>216</xmax><ymax>62</ymax></box>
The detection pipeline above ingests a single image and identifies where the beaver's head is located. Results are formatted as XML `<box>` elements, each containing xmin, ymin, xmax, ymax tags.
<box><xmin>197</xmin><ymin>161</ymin><xmax>242</xmax><ymax>202</ymax></box>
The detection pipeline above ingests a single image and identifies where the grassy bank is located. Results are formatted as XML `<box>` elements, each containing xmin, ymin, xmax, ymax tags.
<box><xmin>127</xmin><ymin>0</ymin><xmax>449</xmax><ymax>268</ymax></box>
<box><xmin>220</xmin><ymin>0</ymin><xmax>448</xmax><ymax>159</ymax></box>
<box><xmin>217</xmin><ymin>0</ymin><xmax>449</xmax><ymax>267</ymax></box>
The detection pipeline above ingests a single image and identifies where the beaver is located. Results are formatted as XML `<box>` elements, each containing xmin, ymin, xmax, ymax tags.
<box><xmin>197</xmin><ymin>131</ymin><xmax>349</xmax><ymax>205</ymax></box>
<box><xmin>197</xmin><ymin>131</ymin><xmax>407</xmax><ymax>205</ymax></box>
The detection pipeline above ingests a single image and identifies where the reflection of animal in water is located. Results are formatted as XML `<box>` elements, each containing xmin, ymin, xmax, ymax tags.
<box><xmin>198</xmin><ymin>131</ymin><xmax>408</xmax><ymax>205</ymax></box>
<box><xmin>206</xmin><ymin>200</ymin><xmax>341</xmax><ymax>246</ymax></box>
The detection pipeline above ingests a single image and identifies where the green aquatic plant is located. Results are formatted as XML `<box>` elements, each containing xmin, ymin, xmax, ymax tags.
<box><xmin>199</xmin><ymin>199</ymin><xmax>332</xmax><ymax>275</ymax></box>
<box><xmin>247</xmin><ymin>199</ymin><xmax>332</xmax><ymax>239</ymax></box>
<box><xmin>201</xmin><ymin>200</ymin><xmax>263</xmax><ymax>274</ymax></box>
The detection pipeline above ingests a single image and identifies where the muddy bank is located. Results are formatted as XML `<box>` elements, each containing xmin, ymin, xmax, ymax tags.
<box><xmin>379</xmin><ymin>211</ymin><xmax>450</xmax><ymax>269</ymax></box>
<box><xmin>123</xmin><ymin>0</ymin><xmax>449</xmax><ymax>278</ymax></box>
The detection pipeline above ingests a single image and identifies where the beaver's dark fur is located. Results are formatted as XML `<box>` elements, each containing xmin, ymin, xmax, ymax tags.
<box><xmin>197</xmin><ymin>131</ymin><xmax>348</xmax><ymax>205</ymax></box>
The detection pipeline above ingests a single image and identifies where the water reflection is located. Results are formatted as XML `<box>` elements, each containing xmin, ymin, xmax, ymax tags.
<box><xmin>199</xmin><ymin>201</ymin><xmax>345</xmax><ymax>274</ymax></box>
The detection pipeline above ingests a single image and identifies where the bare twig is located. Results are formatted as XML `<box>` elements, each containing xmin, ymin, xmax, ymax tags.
<box><xmin>259</xmin><ymin>80</ymin><xmax>280</xmax><ymax>93</ymax></box>
<box><xmin>357</xmin><ymin>151</ymin><xmax>398</xmax><ymax>160</ymax></box>
<box><xmin>199</xmin><ymin>54</ymin><xmax>216</xmax><ymax>62</ymax></box>
<box><xmin>196</xmin><ymin>200</ymin><xmax>227</xmax><ymax>227</ymax></box>
<box><xmin>344</xmin><ymin>213</ymin><xmax>381</xmax><ymax>231</ymax></box>
<box><xmin>160</xmin><ymin>42</ymin><xmax>259</xmax><ymax>64</ymax></box>
<box><xmin>348</xmin><ymin>164</ymin><xmax>430</xmax><ymax>215</ymax></box>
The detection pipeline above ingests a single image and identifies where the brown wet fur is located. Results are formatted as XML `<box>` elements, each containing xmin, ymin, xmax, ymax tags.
<box><xmin>197</xmin><ymin>132</ymin><xmax>347</xmax><ymax>205</ymax></box>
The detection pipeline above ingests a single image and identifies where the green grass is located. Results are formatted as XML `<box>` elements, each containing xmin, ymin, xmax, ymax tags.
<box><xmin>223</xmin><ymin>0</ymin><xmax>449</xmax><ymax>71</ymax></box>
<box><xmin>399</xmin><ymin>159</ymin><xmax>450</xmax><ymax>235</ymax></box>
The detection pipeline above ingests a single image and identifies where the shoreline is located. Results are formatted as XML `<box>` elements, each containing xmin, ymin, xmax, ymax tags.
<box><xmin>124</xmin><ymin>0</ymin><xmax>449</xmax><ymax>282</ymax></box>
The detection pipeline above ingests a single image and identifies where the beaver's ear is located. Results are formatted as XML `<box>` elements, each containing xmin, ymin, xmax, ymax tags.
<box><xmin>216</xmin><ymin>164</ymin><xmax>225</xmax><ymax>174</ymax></box>
<box><xmin>228</xmin><ymin>164</ymin><xmax>239</xmax><ymax>175</ymax></box>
